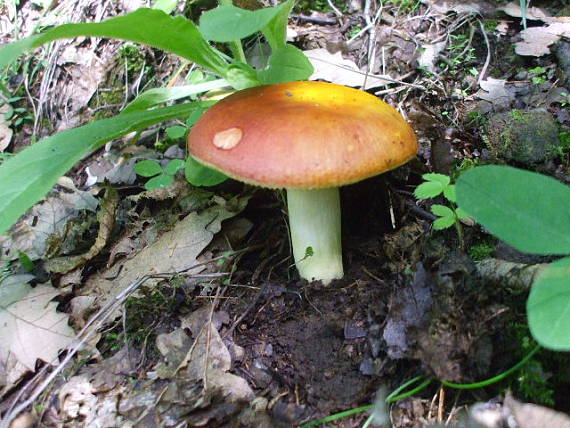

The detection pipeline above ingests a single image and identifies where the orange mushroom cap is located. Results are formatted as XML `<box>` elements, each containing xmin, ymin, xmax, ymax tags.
<box><xmin>187</xmin><ymin>81</ymin><xmax>417</xmax><ymax>188</ymax></box>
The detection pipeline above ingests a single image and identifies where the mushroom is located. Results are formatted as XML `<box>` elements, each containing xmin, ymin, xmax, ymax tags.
<box><xmin>187</xmin><ymin>81</ymin><xmax>417</xmax><ymax>284</ymax></box>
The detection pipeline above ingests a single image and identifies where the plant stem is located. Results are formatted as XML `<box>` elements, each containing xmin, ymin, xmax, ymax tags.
<box><xmin>218</xmin><ymin>0</ymin><xmax>247</xmax><ymax>63</ymax></box>
<box><xmin>287</xmin><ymin>188</ymin><xmax>343</xmax><ymax>284</ymax></box>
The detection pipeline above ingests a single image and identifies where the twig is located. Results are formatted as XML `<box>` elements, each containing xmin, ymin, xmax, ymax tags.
<box><xmin>326</xmin><ymin>0</ymin><xmax>343</xmax><ymax>17</ymax></box>
<box><xmin>290</xmin><ymin>14</ymin><xmax>337</xmax><ymax>25</ymax></box>
<box><xmin>363</xmin><ymin>0</ymin><xmax>383</xmax><ymax>89</ymax></box>
<box><xmin>477</xmin><ymin>19</ymin><xmax>491</xmax><ymax>85</ymax></box>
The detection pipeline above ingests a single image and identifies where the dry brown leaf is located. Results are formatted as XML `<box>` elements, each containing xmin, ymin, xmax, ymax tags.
<box><xmin>0</xmin><ymin>104</ymin><xmax>13</xmax><ymax>152</ymax></box>
<box><xmin>305</xmin><ymin>48</ymin><xmax>392</xmax><ymax>88</ymax></box>
<box><xmin>476</xmin><ymin>77</ymin><xmax>515</xmax><ymax>107</ymax></box>
<box><xmin>418</xmin><ymin>42</ymin><xmax>447</xmax><ymax>73</ymax></box>
<box><xmin>76</xmin><ymin>197</ymin><xmax>248</xmax><ymax>324</ymax></box>
<box><xmin>178</xmin><ymin>308</ymin><xmax>254</xmax><ymax>403</ymax></box>
<box><xmin>0</xmin><ymin>181</ymin><xmax>98</xmax><ymax>261</ymax></box>
<box><xmin>0</xmin><ymin>283</ymin><xmax>74</xmax><ymax>370</ymax></box>
<box><xmin>45</xmin><ymin>187</ymin><xmax>119</xmax><ymax>274</ymax></box>
<box><xmin>499</xmin><ymin>2</ymin><xmax>550</xmax><ymax>21</ymax></box>
<box><xmin>515</xmin><ymin>23</ymin><xmax>570</xmax><ymax>57</ymax></box>
<box><xmin>420</xmin><ymin>0</ymin><xmax>496</xmax><ymax>16</ymax></box>
<box><xmin>505</xmin><ymin>392</ymin><xmax>570</xmax><ymax>428</ymax></box>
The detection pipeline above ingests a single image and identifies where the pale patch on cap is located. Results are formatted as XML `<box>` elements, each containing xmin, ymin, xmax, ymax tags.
<box><xmin>213</xmin><ymin>127</ymin><xmax>243</xmax><ymax>150</ymax></box>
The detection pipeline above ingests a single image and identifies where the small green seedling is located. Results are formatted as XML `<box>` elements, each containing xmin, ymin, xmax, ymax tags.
<box><xmin>560</xmin><ymin>92</ymin><xmax>569</xmax><ymax>107</ymax></box>
<box><xmin>414</xmin><ymin>173</ymin><xmax>469</xmax><ymax>245</ymax></box>
<box><xmin>134</xmin><ymin>158</ymin><xmax>185</xmax><ymax>190</ymax></box>
<box><xmin>528</xmin><ymin>66</ymin><xmax>547</xmax><ymax>85</ymax></box>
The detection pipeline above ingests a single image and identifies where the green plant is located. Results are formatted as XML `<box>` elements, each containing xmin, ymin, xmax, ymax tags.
<box><xmin>414</xmin><ymin>173</ymin><xmax>469</xmax><ymax>246</ymax></box>
<box><xmin>0</xmin><ymin>0</ymin><xmax>313</xmax><ymax>235</ymax></box>
<box><xmin>135</xmin><ymin>158</ymin><xmax>185</xmax><ymax>190</ymax></box>
<box><xmin>1</xmin><ymin>96</ymin><xmax>33</xmax><ymax>128</ymax></box>
<box><xmin>468</xmin><ymin>239</ymin><xmax>495</xmax><ymax>261</ymax></box>
<box><xmin>440</xmin><ymin>32</ymin><xmax>476</xmax><ymax>75</ymax></box>
<box><xmin>456</xmin><ymin>165</ymin><xmax>570</xmax><ymax>351</ymax></box>
<box><xmin>528</xmin><ymin>66</ymin><xmax>547</xmax><ymax>85</ymax></box>
<box><xmin>384</xmin><ymin>0</ymin><xmax>421</xmax><ymax>12</ymax></box>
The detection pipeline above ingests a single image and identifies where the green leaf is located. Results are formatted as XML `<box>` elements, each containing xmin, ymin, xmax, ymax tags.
<box><xmin>145</xmin><ymin>174</ymin><xmax>174</xmax><ymax>190</ymax></box>
<box><xmin>527</xmin><ymin>257</ymin><xmax>570</xmax><ymax>350</ymax></box>
<box><xmin>433</xmin><ymin>216</ymin><xmax>455</xmax><ymax>230</ymax></box>
<box><xmin>414</xmin><ymin>181</ymin><xmax>444</xmax><ymax>199</ymax></box>
<box><xmin>135</xmin><ymin>159</ymin><xmax>162</xmax><ymax>177</ymax></box>
<box><xmin>422</xmin><ymin>173</ymin><xmax>450</xmax><ymax>186</ymax></box>
<box><xmin>456</xmin><ymin>165</ymin><xmax>570</xmax><ymax>255</ymax></box>
<box><xmin>152</xmin><ymin>0</ymin><xmax>178</xmax><ymax>13</ymax></box>
<box><xmin>0</xmin><ymin>8</ymin><xmax>228</xmax><ymax>76</ymax></box>
<box><xmin>431</xmin><ymin>204</ymin><xmax>454</xmax><ymax>218</ymax></box>
<box><xmin>0</xmin><ymin>101</ymin><xmax>211</xmax><ymax>235</ymax></box>
<box><xmin>225</xmin><ymin>63</ymin><xmax>261</xmax><ymax>90</ymax></box>
<box><xmin>443</xmin><ymin>184</ymin><xmax>456</xmax><ymax>202</ymax></box>
<box><xmin>186</xmin><ymin>108</ymin><xmax>206</xmax><ymax>127</ymax></box>
<box><xmin>166</xmin><ymin>126</ymin><xmax>187</xmax><ymax>139</ymax></box>
<box><xmin>121</xmin><ymin>80</ymin><xmax>227</xmax><ymax>114</ymax></box>
<box><xmin>18</xmin><ymin>251</ymin><xmax>35</xmax><ymax>272</ymax></box>
<box><xmin>455</xmin><ymin>207</ymin><xmax>469</xmax><ymax>220</ymax></box>
<box><xmin>185</xmin><ymin>156</ymin><xmax>228</xmax><ymax>186</ymax></box>
<box><xmin>199</xmin><ymin>4</ymin><xmax>281</xmax><ymax>43</ymax></box>
<box><xmin>261</xmin><ymin>0</ymin><xmax>295</xmax><ymax>50</ymax></box>
<box><xmin>258</xmin><ymin>45</ymin><xmax>314</xmax><ymax>84</ymax></box>
<box><xmin>164</xmin><ymin>159</ymin><xmax>186</xmax><ymax>175</ymax></box>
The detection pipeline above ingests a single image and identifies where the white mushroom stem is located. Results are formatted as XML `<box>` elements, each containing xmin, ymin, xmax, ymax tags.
<box><xmin>286</xmin><ymin>188</ymin><xmax>343</xmax><ymax>285</ymax></box>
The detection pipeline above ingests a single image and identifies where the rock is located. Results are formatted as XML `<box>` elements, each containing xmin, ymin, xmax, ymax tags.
<box><xmin>554</xmin><ymin>40</ymin><xmax>570</xmax><ymax>84</ymax></box>
<box><xmin>485</xmin><ymin>109</ymin><xmax>560</xmax><ymax>165</ymax></box>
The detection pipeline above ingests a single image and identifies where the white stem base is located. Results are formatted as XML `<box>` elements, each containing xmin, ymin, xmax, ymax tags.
<box><xmin>287</xmin><ymin>188</ymin><xmax>343</xmax><ymax>285</ymax></box>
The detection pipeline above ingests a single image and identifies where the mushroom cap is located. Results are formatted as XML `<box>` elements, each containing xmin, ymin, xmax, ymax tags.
<box><xmin>188</xmin><ymin>81</ymin><xmax>417</xmax><ymax>188</ymax></box>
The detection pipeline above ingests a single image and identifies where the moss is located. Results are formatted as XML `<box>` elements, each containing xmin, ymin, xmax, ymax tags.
<box><xmin>90</xmin><ymin>87</ymin><xmax>125</xmax><ymax>121</ymax></box>
<box><xmin>294</xmin><ymin>0</ymin><xmax>347</xmax><ymax>13</ymax></box>
<box><xmin>468</xmin><ymin>238</ymin><xmax>495</xmax><ymax>261</ymax></box>
<box><xmin>119</xmin><ymin>44</ymin><xmax>146</xmax><ymax>74</ymax></box>
<box><xmin>100</xmin><ymin>284</ymin><xmax>182</xmax><ymax>357</ymax></box>
<box><xmin>485</xmin><ymin>109</ymin><xmax>560</xmax><ymax>165</ymax></box>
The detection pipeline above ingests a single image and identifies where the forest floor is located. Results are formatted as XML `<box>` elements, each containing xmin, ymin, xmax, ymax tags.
<box><xmin>1</xmin><ymin>0</ymin><xmax>570</xmax><ymax>427</ymax></box>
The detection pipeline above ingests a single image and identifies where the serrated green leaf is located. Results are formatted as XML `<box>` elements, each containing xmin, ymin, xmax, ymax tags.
<box><xmin>122</xmin><ymin>80</ymin><xmax>227</xmax><ymax>114</ymax></box>
<box><xmin>422</xmin><ymin>173</ymin><xmax>450</xmax><ymax>186</ymax></box>
<box><xmin>199</xmin><ymin>4</ymin><xmax>282</xmax><ymax>42</ymax></box>
<box><xmin>527</xmin><ymin>257</ymin><xmax>570</xmax><ymax>350</ymax></box>
<box><xmin>185</xmin><ymin>156</ymin><xmax>228</xmax><ymax>186</ymax></box>
<box><xmin>0</xmin><ymin>101</ymin><xmax>211</xmax><ymax>235</ymax></box>
<box><xmin>456</xmin><ymin>165</ymin><xmax>570</xmax><ymax>255</ymax></box>
<box><xmin>431</xmin><ymin>204</ymin><xmax>454</xmax><ymax>218</ymax></box>
<box><xmin>258</xmin><ymin>44</ymin><xmax>314</xmax><ymax>84</ymax></box>
<box><xmin>145</xmin><ymin>174</ymin><xmax>174</xmax><ymax>190</ymax></box>
<box><xmin>443</xmin><ymin>184</ymin><xmax>456</xmax><ymax>202</ymax></box>
<box><xmin>433</xmin><ymin>216</ymin><xmax>455</xmax><ymax>230</ymax></box>
<box><xmin>414</xmin><ymin>181</ymin><xmax>444</xmax><ymax>199</ymax></box>
<box><xmin>164</xmin><ymin>159</ymin><xmax>186</xmax><ymax>175</ymax></box>
<box><xmin>135</xmin><ymin>159</ymin><xmax>162</xmax><ymax>177</ymax></box>
<box><xmin>0</xmin><ymin>9</ymin><xmax>228</xmax><ymax>76</ymax></box>
<box><xmin>166</xmin><ymin>126</ymin><xmax>187</xmax><ymax>139</ymax></box>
